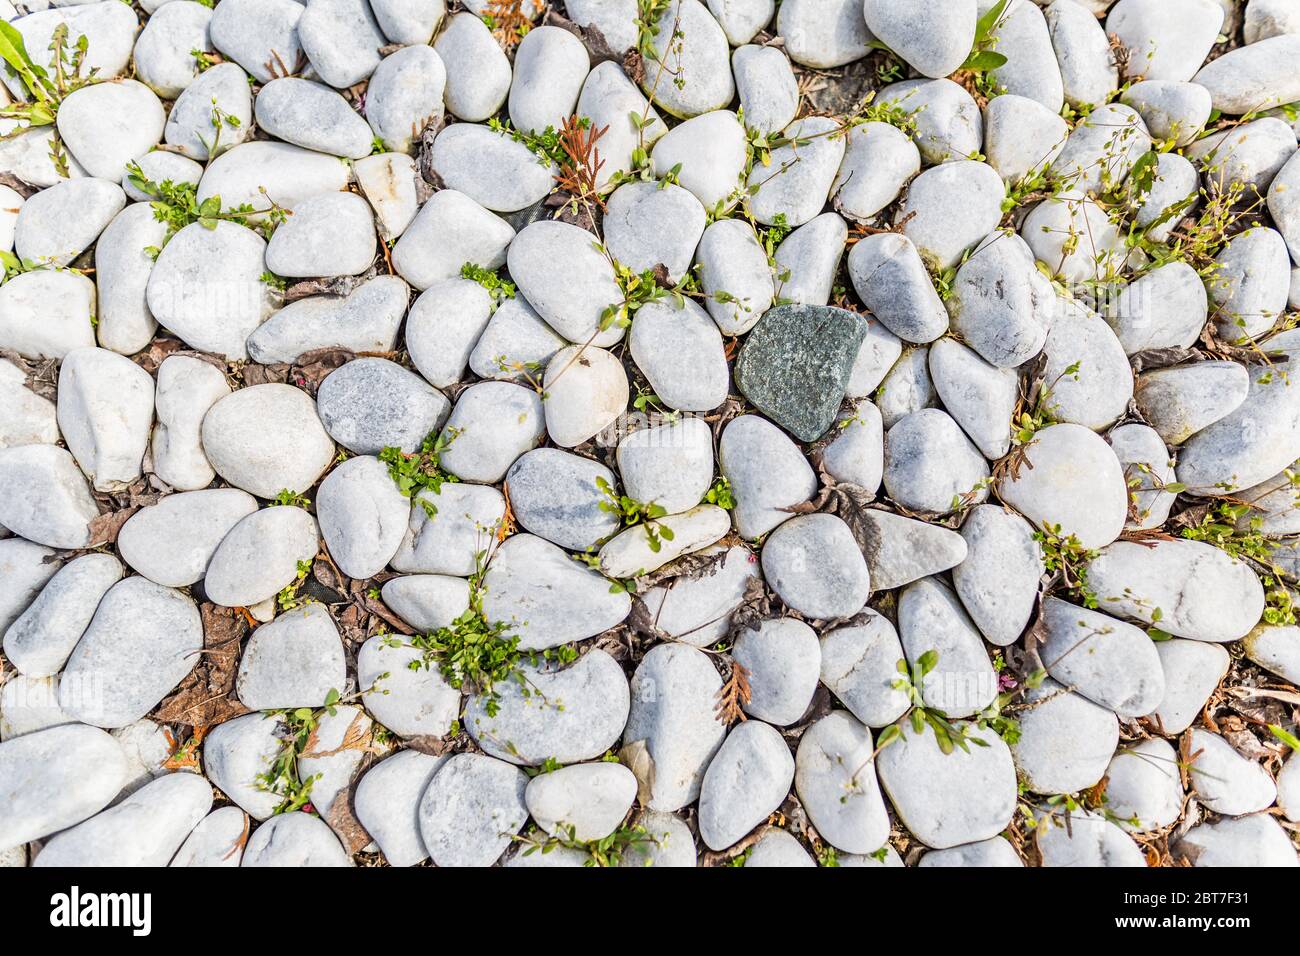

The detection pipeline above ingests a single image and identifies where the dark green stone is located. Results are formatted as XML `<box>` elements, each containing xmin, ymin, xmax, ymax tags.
<box><xmin>734</xmin><ymin>304</ymin><xmax>869</xmax><ymax>442</ymax></box>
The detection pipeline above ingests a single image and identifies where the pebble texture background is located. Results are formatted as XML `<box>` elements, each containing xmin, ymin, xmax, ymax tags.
<box><xmin>0</xmin><ymin>0</ymin><xmax>1299</xmax><ymax>869</ymax></box>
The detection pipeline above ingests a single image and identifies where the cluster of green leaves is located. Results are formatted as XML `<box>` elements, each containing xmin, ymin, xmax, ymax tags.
<box><xmin>256</xmin><ymin>689</ymin><xmax>342</xmax><ymax>814</ymax></box>
<box><xmin>0</xmin><ymin>22</ymin><xmax>95</xmax><ymax>174</ymax></box>
<box><xmin>595</xmin><ymin>475</ymin><xmax>675</xmax><ymax>553</ymax></box>
<box><xmin>460</xmin><ymin>261</ymin><xmax>516</xmax><ymax>303</ymax></box>
<box><xmin>704</xmin><ymin>476</ymin><xmax>735</xmax><ymax>510</ymax></box>
<box><xmin>960</xmin><ymin>0</ymin><xmax>1011</xmax><ymax>72</ymax></box>
<box><xmin>1179</xmin><ymin>502</ymin><xmax>1276</xmax><ymax>563</ymax></box>
<box><xmin>271</xmin><ymin>489</ymin><xmax>311</xmax><ymax>508</ymax></box>
<box><xmin>1034</xmin><ymin>523</ymin><xmax>1099</xmax><ymax>608</ymax></box>
<box><xmin>487</xmin><ymin>115</ymin><xmax>569</xmax><ymax>168</ymax></box>
<box><xmin>379</xmin><ymin>428</ymin><xmax>460</xmax><ymax>519</ymax></box>
<box><xmin>276</xmin><ymin>559</ymin><xmax>315</xmax><ymax>612</ymax></box>
<box><xmin>515</xmin><ymin>822</ymin><xmax>658</xmax><ymax>867</ymax></box>
<box><xmin>599</xmin><ymin>258</ymin><xmax>700</xmax><ymax>332</ymax></box>
<box><xmin>634</xmin><ymin>0</ymin><xmax>674</xmax><ymax>57</ymax></box>
<box><xmin>1012</xmin><ymin>361</ymin><xmax>1081</xmax><ymax>446</ymax></box>
<box><xmin>126</xmin><ymin>162</ymin><xmax>280</xmax><ymax>257</ymax></box>
<box><xmin>873</xmin><ymin>651</ymin><xmax>991</xmax><ymax>757</ymax></box>
<box><xmin>0</xmin><ymin>250</ymin><xmax>41</xmax><ymax>280</ymax></box>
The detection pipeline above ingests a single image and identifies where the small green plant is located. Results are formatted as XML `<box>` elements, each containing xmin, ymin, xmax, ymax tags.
<box><xmin>379</xmin><ymin>428</ymin><xmax>460</xmax><ymax>518</ymax></box>
<box><xmin>271</xmin><ymin>488</ymin><xmax>311</xmax><ymax>508</ymax></box>
<box><xmin>1270</xmin><ymin>724</ymin><xmax>1300</xmax><ymax>752</ymax></box>
<box><xmin>276</xmin><ymin>559</ymin><xmax>315</xmax><ymax>611</ymax></box>
<box><xmin>256</xmin><ymin>689</ymin><xmax>342</xmax><ymax>814</ymax></box>
<box><xmin>704</xmin><ymin>476</ymin><xmax>735</xmax><ymax>510</ymax></box>
<box><xmin>1012</xmin><ymin>361</ymin><xmax>1081</xmax><ymax>446</ymax></box>
<box><xmin>875</xmin><ymin>651</ymin><xmax>992</xmax><ymax>756</ymax></box>
<box><xmin>1034</xmin><ymin>523</ymin><xmax>1099</xmax><ymax>608</ymax></box>
<box><xmin>515</xmin><ymin>821</ymin><xmax>658</xmax><ymax>867</ymax></box>
<box><xmin>190</xmin><ymin>47</ymin><xmax>217</xmax><ymax>72</ymax></box>
<box><xmin>1179</xmin><ymin>502</ymin><xmax>1275</xmax><ymax>563</ymax></box>
<box><xmin>959</xmin><ymin>0</ymin><xmax>1011</xmax><ymax>72</ymax></box>
<box><xmin>595</xmin><ymin>476</ymin><xmax>675</xmax><ymax>553</ymax></box>
<box><xmin>259</xmin><ymin>270</ymin><xmax>288</xmax><ymax>292</ymax></box>
<box><xmin>126</xmin><ymin>162</ymin><xmax>286</xmax><ymax>253</ymax></box>
<box><xmin>460</xmin><ymin>261</ymin><xmax>516</xmax><ymax>303</ymax></box>
<box><xmin>634</xmin><ymin>0</ymin><xmax>674</xmax><ymax>58</ymax></box>
<box><xmin>815</xmin><ymin>843</ymin><xmax>840</xmax><ymax>867</ymax></box>
<box><xmin>0</xmin><ymin>22</ymin><xmax>95</xmax><ymax>173</ymax></box>
<box><xmin>868</xmin><ymin>845</ymin><xmax>890</xmax><ymax>863</ymax></box>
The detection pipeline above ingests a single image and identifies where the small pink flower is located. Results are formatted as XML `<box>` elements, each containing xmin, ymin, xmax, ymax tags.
<box><xmin>997</xmin><ymin>673</ymin><xmax>1018</xmax><ymax>692</ymax></box>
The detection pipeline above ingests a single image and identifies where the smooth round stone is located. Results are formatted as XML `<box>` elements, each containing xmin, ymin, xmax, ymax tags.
<box><xmin>34</xmin><ymin>773</ymin><xmax>212</xmax><ymax>868</ymax></box>
<box><xmin>605</xmin><ymin>181</ymin><xmax>706</xmax><ymax>282</ymax></box>
<box><xmin>1039</xmin><ymin>300</ymin><xmax>1133</xmax><ymax>432</ymax></box>
<box><xmin>706</xmin><ymin>0</ymin><xmax>772</xmax><ymax>43</ymax></box>
<box><xmin>629</xmin><ymin>299</ymin><xmax>729</xmax><ymax>412</ymax></box>
<box><xmin>297</xmin><ymin>0</ymin><xmax>386</xmax><ymax>88</ymax></box>
<box><xmin>1</xmin><ymin>673</ymin><xmax>74</xmax><ymax>742</ymax></box>
<box><xmin>845</xmin><ymin>323</ymin><xmax>903</xmax><ymax>400</ymax></box>
<box><xmin>1046</xmin><ymin>0</ymin><xmax>1119</xmax><ymax>108</ymax></box>
<box><xmin>1187</xmin><ymin>729</ymin><xmax>1277</xmax><ymax>816</ymax></box>
<box><xmin>927</xmin><ymin>338</ymin><xmax>1017</xmax><ymax>460</ymax></box>
<box><xmin>434</xmin><ymin>12</ymin><xmax>511</xmax><ymax>122</ymax></box>
<box><xmin>919</xmin><ymin>837</ymin><xmax>1023</xmax><ymax>867</ymax></box>
<box><xmin>1190</xmin><ymin>117</ymin><xmax>1296</xmax><ymax>195</ymax></box>
<box><xmin>354</xmin><ymin>151</ymin><xmax>420</xmax><ymax>238</ymax></box>
<box><xmin>878</xmin><ymin>78</ymin><xmax>982</xmax><ymax>166</ymax></box>
<box><xmin>94</xmin><ymin>203</ymin><xmax>168</xmax><ymax>355</ymax></box>
<box><xmin>509</xmin><ymin>25</ymin><xmax>590</xmax><ymax>134</ymax></box>
<box><xmin>820</xmin><ymin>614</ymin><xmax>911</xmax><ymax>728</ymax></box>
<box><xmin>772</xmin><ymin>212</ymin><xmax>847</xmax><ymax>308</ymax></box>
<box><xmin>429</xmin><ymin>123</ymin><xmax>556</xmax><ymax>213</ymax></box>
<box><xmin>57</xmin><ymin>80</ymin><xmax>165</xmax><ymax>183</ymax></box>
<box><xmin>863</xmin><ymin>0</ymin><xmax>974</xmax><ymax>78</ymax></box>
<box><xmin>241</xmin><ymin>812</ymin><xmax>351</xmax><ymax>867</ymax></box>
<box><xmin>146</xmin><ymin>221</ymin><xmax>272</xmax><ymax>361</ymax></box>
<box><xmin>898</xmin><ymin>160</ymin><xmax>1005</xmax><ymax>270</ymax></box>
<box><xmin>202</xmin><ymin>383</ymin><xmax>335</xmax><ymax>497</ymax></box>
<box><xmin>202</xmin><ymin>714</ymin><xmax>284</xmax><ymax>820</ymax></box>
<box><xmin>358</xmin><ymin>635</ymin><xmax>460</xmax><ymax>737</ymax></box>
<box><xmin>651</xmin><ymin>109</ymin><xmax>747</xmax><ymax>211</ymax></box>
<box><xmin>856</xmin><ymin>509</ymin><xmax>968</xmax><ymax>597</ymax></box>
<box><xmin>953</xmin><ymin>505</ymin><xmax>1043</xmax><ymax>647</ymax></box>
<box><xmin>1087</xmin><ymin>539</ymin><xmax>1264</xmax><ymax>641</ymax></box>
<box><xmin>737</xmin><ymin>828</ymin><xmax>814</xmax><ymax>867</ymax></box>
<box><xmin>846</xmin><ymin>234</ymin><xmax>946</xmax><ymax>346</ymax></box>
<box><xmin>465</xmin><ymin>650</ymin><xmax>630</xmax><ymax>765</ymax></box>
<box><xmin>1236</xmin><ymin>459</ymin><xmax>1300</xmax><ymax>536</ymax></box>
<box><xmin>876</xmin><ymin>722</ymin><xmax>1017</xmax><ymax>850</ymax></box>
<box><xmin>695</xmin><ymin>218</ymin><xmax>775</xmax><ymax>335</ymax></box>
<box><xmin>1104</xmin><ymin>737</ymin><xmax>1183</xmax><ymax>832</ymax></box>
<box><xmin>56</xmin><ymin>347</ymin><xmax>153</xmax><ymax>492</ymax></box>
<box><xmin>732</xmin><ymin>618</ymin><xmax>820</xmax><ymax>725</ymax></box>
<box><xmin>316</xmin><ymin>456</ymin><xmax>408</xmax><ymax>578</ymax></box>
<box><xmin>252</xmin><ymin>278</ymin><xmax>408</xmax><ymax>364</ymax></box>
<box><xmin>1040</xmin><ymin>597</ymin><xmax>1166</xmax><ymax>717</ymax></box>
<box><xmin>732</xmin><ymin>43</ymin><xmax>799</xmax><ymax>137</ymax></box>
<box><xmin>203</xmin><ymin>506</ymin><xmax>320</xmax><ymax>608</ymax></box>
<box><xmin>525</xmin><ymin>762</ymin><xmax>637</xmax><ymax>841</ymax></box>
<box><xmin>1105</xmin><ymin>261</ymin><xmax>1208</xmax><ymax>354</ymax></box>
<box><xmin>1272</xmin><ymin>150</ymin><xmax>1300</xmax><ymax>262</ymax></box>
<box><xmin>404</xmin><ymin>279</ymin><xmax>493</xmax><ymax>388</ymax></box>
<box><xmin>365</xmin><ymin>44</ymin><xmax>446</xmax><ymax>154</ymax></box>
<box><xmin>417</xmin><ymin>753</ymin><xmax>526</xmax><ymax>867</ymax></box>
<box><xmin>777</xmin><ymin>0</ymin><xmax>874</xmax><ymax>68</ymax></box>
<box><xmin>132</xmin><ymin>0</ymin><xmax>212</xmax><ymax>99</ymax></box>
<box><xmin>565</xmin><ymin>0</ymin><xmax>639</xmax><ymax>53</ymax></box>
<box><xmin>1011</xmin><ymin>679</ymin><xmax>1119</xmax><ymax>795</ymax></box>
<box><xmin>353</xmin><ymin>751</ymin><xmax>447</xmax><ymax>868</ymax></box>
<box><xmin>1035</xmin><ymin>809</ymin><xmax>1147</xmax><ymax>867</ymax></box>
<box><xmin>0</xmin><ymin>269</ymin><xmax>97</xmax><ymax>361</ymax></box>
<box><xmin>1022</xmin><ymin>195</ymin><xmax>1127</xmax><ymax>284</ymax></box>
<box><xmin>747</xmin><ymin>116</ymin><xmax>845</xmax><ymax>227</ymax></box>
<box><xmin>164</xmin><ymin>62</ymin><xmax>254</xmax><ymax>161</ymax></box>
<box><xmin>719</xmin><ymin>414</ymin><xmax>816</xmax><ymax>539</ymax></box>
<box><xmin>0</xmin><ymin>725</ymin><xmax>128</xmax><ymax>850</ymax></box>
<box><xmin>0</xmin><ymin>539</ymin><xmax>60</xmax><ymax>635</ymax></box>
<box><xmin>833</xmin><ymin>121</ymin><xmax>921</xmax><ymax>222</ymax></box>
<box><xmin>253</xmin><ymin>78</ymin><xmax>371</xmax><ymax>159</ymax></box>
<box><xmin>117</xmin><ymin>489</ymin><xmax>257</xmax><ymax>588</ymax></box>
<box><xmin>265</xmin><ymin>191</ymin><xmax>377</xmax><ymax>278</ymax></box>
<box><xmin>2</xmin><ymin>554</ymin><xmax>123</xmax><ymax>679</ymax></box>
<box><xmin>197</xmin><ymin>141</ymin><xmax>351</xmax><ymax>222</ymax></box>
<box><xmin>507</xmin><ymin>220</ymin><xmax>625</xmax><ymax>347</ymax></box>
<box><xmin>1193</xmin><ymin>33</ymin><xmax>1300</xmax><ymax>113</ymax></box>
<box><xmin>0</xmin><ymin>445</ymin><xmax>99</xmax><ymax>550</ymax></box>
<box><xmin>208</xmin><ymin>0</ymin><xmax>303</xmax><ymax>83</ymax></box>
<box><xmin>150</xmin><ymin>356</ymin><xmax>229</xmax><ymax>491</ymax></box>
<box><xmin>111</xmin><ymin>720</ymin><xmax>172</xmax><ymax>797</ymax></box>
<box><xmin>469</xmin><ymin>295</ymin><xmax>566</xmax><ymax>383</ymax></box>
<box><xmin>999</xmin><ymin>423</ymin><xmax>1128</xmax><ymax>549</ymax></box>
<box><xmin>59</xmin><ymin>577</ymin><xmax>202</xmax><ymax>729</ymax></box>
<box><xmin>14</xmin><ymin>178</ymin><xmax>124</xmax><ymax>268</ymax></box>
<box><xmin>898</xmin><ymin>577</ymin><xmax>998</xmax><ymax>718</ymax></box>
<box><xmin>438</xmin><ymin>381</ymin><xmax>545</xmax><ymax>484</ymax></box>
<box><xmin>1243</xmin><ymin>624</ymin><xmax>1300</xmax><ymax>684</ymax></box>
<box><xmin>392</xmin><ymin>189</ymin><xmax>514</xmax><ymax>292</ymax></box>
<box><xmin>1209</xmin><ymin>227</ymin><xmax>1292</xmax><ymax>342</ymax></box>
<box><xmin>636</xmin><ymin>544</ymin><xmax>761</xmax><ymax>646</ymax></box>
<box><xmin>623</xmin><ymin>643</ymin><xmax>726</xmax><ymax>811</ymax></box>
<box><xmin>235</xmin><ymin>603</ymin><xmax>344</xmax><ymax>710</ymax></box>
<box><xmin>638</xmin><ymin>0</ymin><xmax>734</xmax><ymax>118</ymax></box>
<box><xmin>599</xmin><ymin>504</ymin><xmax>729</xmax><ymax>579</ymax></box>
<box><xmin>1246</xmin><ymin>0</ymin><xmax>1300</xmax><ymax>42</ymax></box>
<box><xmin>1108</xmin><ymin>0</ymin><xmax>1224</xmax><ymax>81</ymax></box>
<box><xmin>884</xmin><ymin>407</ymin><xmax>989</xmax><ymax>514</ymax></box>
<box><xmin>379</xmin><ymin>574</ymin><xmax>470</xmax><ymax>632</ymax></box>
<box><xmin>1176</xmin><ymin>813</ymin><xmax>1299</xmax><ymax>866</ymax></box>
<box><xmin>504</xmin><ymin>448</ymin><xmax>618</xmax><ymax>551</ymax></box>
<box><xmin>1135</xmin><ymin>361</ymin><xmax>1251</xmax><ymax>446</ymax></box>
<box><xmin>315</xmin><ymin>358</ymin><xmax>448</xmax><ymax>456</ymax></box>
<box><xmin>170</xmin><ymin>806</ymin><xmax>250</xmax><ymax>868</ymax></box>
<box><xmin>877</xmin><ymin>345</ymin><xmax>938</xmax><ymax>428</ymax></box>
<box><xmin>0</xmin><ymin>126</ymin><xmax>85</xmax><ymax>188</ymax></box>
<box><xmin>481</xmin><ymin>534</ymin><xmax>630</xmax><ymax>650</ymax></box>
<box><xmin>795</xmin><ymin>710</ymin><xmax>890</xmax><ymax>854</ymax></box>
<box><xmin>390</xmin><ymin>482</ymin><xmax>506</xmax><ymax>575</ymax></box>
<box><xmin>984</xmin><ymin>93</ymin><xmax>1069</xmax><ymax>184</ymax></box>
<box><xmin>616</xmin><ymin>416</ymin><xmax>713</xmax><ymax>516</ymax></box>
<box><xmin>576</xmin><ymin>60</ymin><xmax>668</xmax><ymax>188</ymax></box>
<box><xmin>762</xmin><ymin>514</ymin><xmax>870</xmax><ymax>621</ymax></box>
<box><xmin>697</xmin><ymin>720</ymin><xmax>794</xmax><ymax>851</ymax></box>
<box><xmin>542</xmin><ymin>345</ymin><xmax>628</xmax><ymax>448</ymax></box>
<box><xmin>1122</xmin><ymin>79</ymin><xmax>1213</xmax><ymax>146</ymax></box>
<box><xmin>821</xmin><ymin>401</ymin><xmax>884</xmax><ymax>492</ymax></box>
<box><xmin>986</xmin><ymin>0</ymin><xmax>1065</xmax><ymax>112</ymax></box>
<box><xmin>0</xmin><ymin>361</ymin><xmax>56</xmax><ymax>450</ymax></box>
